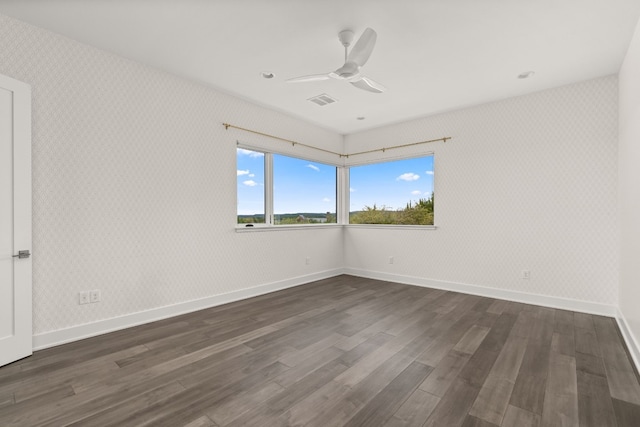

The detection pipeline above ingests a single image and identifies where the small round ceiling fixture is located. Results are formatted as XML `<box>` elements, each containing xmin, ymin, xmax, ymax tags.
<box><xmin>261</xmin><ymin>71</ymin><xmax>275</xmax><ymax>79</ymax></box>
<box><xmin>518</xmin><ymin>71</ymin><xmax>535</xmax><ymax>79</ymax></box>
<box><xmin>357</xmin><ymin>116</ymin><xmax>365</xmax><ymax>120</ymax></box>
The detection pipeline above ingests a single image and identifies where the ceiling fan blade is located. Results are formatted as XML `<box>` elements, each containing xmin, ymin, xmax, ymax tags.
<box><xmin>286</xmin><ymin>74</ymin><xmax>330</xmax><ymax>83</ymax></box>
<box><xmin>347</xmin><ymin>28</ymin><xmax>377</xmax><ymax>67</ymax></box>
<box><xmin>350</xmin><ymin>76</ymin><xmax>385</xmax><ymax>93</ymax></box>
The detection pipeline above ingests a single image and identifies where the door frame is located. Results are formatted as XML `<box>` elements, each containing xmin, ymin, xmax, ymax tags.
<box><xmin>0</xmin><ymin>72</ymin><xmax>32</xmax><ymax>367</ymax></box>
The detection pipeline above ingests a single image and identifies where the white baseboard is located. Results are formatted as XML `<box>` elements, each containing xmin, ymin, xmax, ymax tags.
<box><xmin>34</xmin><ymin>267</ymin><xmax>635</xmax><ymax>375</ymax></box>
<box><xmin>32</xmin><ymin>268</ymin><xmax>345</xmax><ymax>351</ymax></box>
<box><xmin>343</xmin><ymin>268</ymin><xmax>618</xmax><ymax>317</ymax></box>
<box><xmin>616</xmin><ymin>309</ymin><xmax>640</xmax><ymax>374</ymax></box>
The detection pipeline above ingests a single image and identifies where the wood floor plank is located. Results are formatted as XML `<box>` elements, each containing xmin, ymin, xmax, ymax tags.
<box><xmin>1</xmin><ymin>275</ymin><xmax>638</xmax><ymax>427</ymax></box>
<box><xmin>0</xmin><ymin>344</ymin><xmax>146</xmax><ymax>399</ymax></box>
<box><xmin>453</xmin><ymin>325</ymin><xmax>491</xmax><ymax>355</ymax></box>
<box><xmin>574</xmin><ymin>312</ymin><xmax>596</xmax><ymax>331</ymax></box>
<box><xmin>383</xmin><ymin>389</ymin><xmax>440</xmax><ymax>427</ymax></box>
<box><xmin>416</xmin><ymin>310</ymin><xmax>483</xmax><ymax>366</ymax></box>
<box><xmin>577</xmin><ymin>370</ymin><xmax>617</xmax><ymax>427</ymax></box>
<box><xmin>278</xmin><ymin>332</ymin><xmax>344</xmax><ymax>367</ymax></box>
<box><xmin>65</xmin><ymin>381</ymin><xmax>186</xmax><ymax>427</ymax></box>
<box><xmin>467</xmin><ymin>333</ymin><xmax>527</xmax><ymax>425</ymax></box>
<box><xmin>272</xmin><ymin>345</ymin><xmax>344</xmax><ymax>388</ymax></box>
<box><xmin>285</xmin><ymin>351</ymin><xmax>415</xmax><ymax>427</ymax></box>
<box><xmin>181</xmin><ymin>415</ymin><xmax>218</xmax><ymax>427</ymax></box>
<box><xmin>593</xmin><ymin>316</ymin><xmax>640</xmax><ymax>405</ymax></box>
<box><xmin>612</xmin><ymin>397</ymin><xmax>640</xmax><ymax>426</ymax></box>
<box><xmin>206</xmin><ymin>380</ymin><xmax>284</xmax><ymax>426</ymax></box>
<box><xmin>124</xmin><ymin>361</ymin><xmax>290</xmax><ymax>427</ymax></box>
<box><xmin>469</xmin><ymin>378</ymin><xmax>515</xmax><ymax>426</ymax></box>
<box><xmin>419</xmin><ymin>349</ymin><xmax>471</xmax><ymax>397</ymax></box>
<box><xmin>267</xmin><ymin>359</ymin><xmax>349</xmax><ymax>413</ymax></box>
<box><xmin>461</xmin><ymin>415</ymin><xmax>500</xmax><ymax>427</ymax></box>
<box><xmin>338</xmin><ymin>332</ymin><xmax>394</xmax><ymax>367</ymax></box>
<box><xmin>509</xmin><ymin>310</ymin><xmax>536</xmax><ymax>338</ymax></box>
<box><xmin>333</xmin><ymin>314</ymin><xmax>400</xmax><ymax>351</ymax></box>
<box><xmin>575</xmin><ymin>326</ymin><xmax>602</xmax><ymax>358</ymax></box>
<box><xmin>501</xmin><ymin>405</ymin><xmax>540</xmax><ymax>427</ymax></box>
<box><xmin>342</xmin><ymin>361</ymin><xmax>433</xmax><ymax>427</ymax></box>
<box><xmin>551</xmin><ymin>330</ymin><xmax>575</xmax><ymax>358</ymax></box>
<box><xmin>509</xmin><ymin>314</ymin><xmax>553</xmax><ymax>415</ymax></box>
<box><xmin>486</xmin><ymin>299</ymin><xmax>508</xmax><ymax>315</ymax></box>
<box><xmin>0</xmin><ymin>392</ymin><xmax>13</xmax><ymax>409</ymax></box>
<box><xmin>576</xmin><ymin>350</ymin><xmax>607</xmax><ymax>378</ymax></box>
<box><xmin>541</xmin><ymin>352</ymin><xmax>579</xmax><ymax>426</ymax></box>
<box><xmin>306</xmin><ymin>353</ymin><xmax>417</xmax><ymax>427</ymax></box>
<box><xmin>333</xmin><ymin>311</ymin><xmax>436</xmax><ymax>389</ymax></box>
<box><xmin>423</xmin><ymin>378</ymin><xmax>481</xmax><ymax>427</ymax></box>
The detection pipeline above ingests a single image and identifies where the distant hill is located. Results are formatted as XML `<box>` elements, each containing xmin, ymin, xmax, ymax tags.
<box><xmin>238</xmin><ymin>213</ymin><xmax>336</xmax><ymax>220</ymax></box>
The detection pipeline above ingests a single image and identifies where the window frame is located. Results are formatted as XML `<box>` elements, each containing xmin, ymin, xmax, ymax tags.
<box><xmin>236</xmin><ymin>143</ymin><xmax>343</xmax><ymax>230</ymax></box>
<box><xmin>236</xmin><ymin>144</ymin><xmax>436</xmax><ymax>231</ymax></box>
<box><xmin>346</xmin><ymin>152</ymin><xmax>436</xmax><ymax>228</ymax></box>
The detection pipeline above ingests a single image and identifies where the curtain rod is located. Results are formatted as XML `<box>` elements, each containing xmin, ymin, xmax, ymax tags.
<box><xmin>223</xmin><ymin>122</ymin><xmax>451</xmax><ymax>158</ymax></box>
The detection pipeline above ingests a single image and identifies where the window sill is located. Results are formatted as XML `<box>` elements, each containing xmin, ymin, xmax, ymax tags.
<box><xmin>344</xmin><ymin>224</ymin><xmax>437</xmax><ymax>230</ymax></box>
<box><xmin>235</xmin><ymin>224</ymin><xmax>437</xmax><ymax>232</ymax></box>
<box><xmin>235</xmin><ymin>224</ymin><xmax>343</xmax><ymax>232</ymax></box>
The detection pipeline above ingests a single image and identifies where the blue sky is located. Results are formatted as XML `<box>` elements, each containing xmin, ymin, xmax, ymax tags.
<box><xmin>237</xmin><ymin>148</ymin><xmax>434</xmax><ymax>215</ymax></box>
<box><xmin>350</xmin><ymin>156</ymin><xmax>434</xmax><ymax>211</ymax></box>
<box><xmin>236</xmin><ymin>148</ymin><xmax>265</xmax><ymax>215</ymax></box>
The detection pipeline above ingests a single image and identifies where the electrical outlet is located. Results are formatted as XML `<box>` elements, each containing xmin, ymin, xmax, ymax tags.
<box><xmin>522</xmin><ymin>270</ymin><xmax>531</xmax><ymax>280</ymax></box>
<box><xmin>79</xmin><ymin>291</ymin><xmax>90</xmax><ymax>305</ymax></box>
<box><xmin>305</xmin><ymin>257</ymin><xmax>311</xmax><ymax>265</ymax></box>
<box><xmin>389</xmin><ymin>256</ymin><xmax>394</xmax><ymax>264</ymax></box>
<box><xmin>90</xmin><ymin>290</ymin><xmax>101</xmax><ymax>303</ymax></box>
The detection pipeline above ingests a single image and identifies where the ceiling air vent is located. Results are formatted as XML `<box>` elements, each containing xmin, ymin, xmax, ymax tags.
<box><xmin>308</xmin><ymin>93</ymin><xmax>337</xmax><ymax>106</ymax></box>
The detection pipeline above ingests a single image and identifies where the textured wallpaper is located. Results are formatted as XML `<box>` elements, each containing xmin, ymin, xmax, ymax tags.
<box><xmin>0</xmin><ymin>14</ymin><xmax>344</xmax><ymax>334</ymax></box>
<box><xmin>345</xmin><ymin>75</ymin><xmax>619</xmax><ymax>305</ymax></box>
<box><xmin>0</xmin><ymin>12</ymin><xmax>621</xmax><ymax>337</ymax></box>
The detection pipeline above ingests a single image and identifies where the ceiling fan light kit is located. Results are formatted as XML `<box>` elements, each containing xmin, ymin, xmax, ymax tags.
<box><xmin>287</xmin><ymin>27</ymin><xmax>386</xmax><ymax>93</ymax></box>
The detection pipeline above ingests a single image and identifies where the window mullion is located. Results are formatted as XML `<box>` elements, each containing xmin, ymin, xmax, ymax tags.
<box><xmin>265</xmin><ymin>152</ymin><xmax>274</xmax><ymax>225</ymax></box>
<box><xmin>337</xmin><ymin>166</ymin><xmax>349</xmax><ymax>224</ymax></box>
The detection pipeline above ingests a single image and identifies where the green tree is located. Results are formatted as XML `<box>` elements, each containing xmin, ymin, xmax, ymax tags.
<box><xmin>350</xmin><ymin>193</ymin><xmax>434</xmax><ymax>225</ymax></box>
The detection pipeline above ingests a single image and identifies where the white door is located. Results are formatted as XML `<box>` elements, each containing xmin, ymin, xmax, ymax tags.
<box><xmin>0</xmin><ymin>73</ymin><xmax>32</xmax><ymax>367</ymax></box>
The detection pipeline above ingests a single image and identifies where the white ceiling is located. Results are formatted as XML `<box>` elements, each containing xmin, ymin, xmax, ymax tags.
<box><xmin>1</xmin><ymin>0</ymin><xmax>639</xmax><ymax>134</ymax></box>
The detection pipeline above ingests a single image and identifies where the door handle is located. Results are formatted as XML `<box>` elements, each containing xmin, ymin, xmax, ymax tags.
<box><xmin>12</xmin><ymin>250</ymin><xmax>30</xmax><ymax>259</ymax></box>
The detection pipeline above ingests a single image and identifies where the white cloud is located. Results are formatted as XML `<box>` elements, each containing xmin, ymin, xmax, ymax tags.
<box><xmin>397</xmin><ymin>172</ymin><xmax>420</xmax><ymax>181</ymax></box>
<box><xmin>322</xmin><ymin>197</ymin><xmax>331</xmax><ymax>202</ymax></box>
<box><xmin>242</xmin><ymin>180</ymin><xmax>258</xmax><ymax>187</ymax></box>
<box><xmin>249</xmin><ymin>173</ymin><xmax>255</xmax><ymax>177</ymax></box>
<box><xmin>411</xmin><ymin>190</ymin><xmax>422</xmax><ymax>195</ymax></box>
<box><xmin>425</xmin><ymin>170</ymin><xmax>434</xmax><ymax>175</ymax></box>
<box><xmin>350</xmin><ymin>187</ymin><xmax>356</xmax><ymax>192</ymax></box>
<box><xmin>237</xmin><ymin>148</ymin><xmax>264</xmax><ymax>158</ymax></box>
<box><xmin>237</xmin><ymin>169</ymin><xmax>250</xmax><ymax>176</ymax></box>
<box><xmin>306</xmin><ymin>164</ymin><xmax>320</xmax><ymax>172</ymax></box>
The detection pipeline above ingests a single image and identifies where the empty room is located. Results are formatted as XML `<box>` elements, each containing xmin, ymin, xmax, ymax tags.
<box><xmin>1</xmin><ymin>1</ymin><xmax>640</xmax><ymax>426</ymax></box>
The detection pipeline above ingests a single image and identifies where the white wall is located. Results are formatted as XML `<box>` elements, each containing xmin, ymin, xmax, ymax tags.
<box><xmin>619</xmin><ymin>17</ymin><xmax>640</xmax><ymax>365</ymax></box>
<box><xmin>0</xmin><ymin>12</ymin><xmax>628</xmax><ymax>351</ymax></box>
<box><xmin>344</xmin><ymin>76</ymin><xmax>619</xmax><ymax>312</ymax></box>
<box><xmin>0</xmin><ymin>14</ymin><xmax>344</xmax><ymax>342</ymax></box>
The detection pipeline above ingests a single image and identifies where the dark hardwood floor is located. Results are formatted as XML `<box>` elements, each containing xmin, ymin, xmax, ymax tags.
<box><xmin>1</xmin><ymin>275</ymin><xmax>640</xmax><ymax>426</ymax></box>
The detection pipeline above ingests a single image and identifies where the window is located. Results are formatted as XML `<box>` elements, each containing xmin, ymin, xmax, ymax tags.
<box><xmin>349</xmin><ymin>155</ymin><xmax>434</xmax><ymax>225</ymax></box>
<box><xmin>273</xmin><ymin>154</ymin><xmax>336</xmax><ymax>225</ymax></box>
<box><xmin>237</xmin><ymin>146</ymin><xmax>337</xmax><ymax>226</ymax></box>
<box><xmin>237</xmin><ymin>148</ymin><xmax>265</xmax><ymax>224</ymax></box>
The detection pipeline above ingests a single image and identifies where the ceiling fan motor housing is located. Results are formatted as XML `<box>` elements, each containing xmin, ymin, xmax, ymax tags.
<box><xmin>338</xmin><ymin>30</ymin><xmax>355</xmax><ymax>47</ymax></box>
<box><xmin>336</xmin><ymin>62</ymin><xmax>359</xmax><ymax>78</ymax></box>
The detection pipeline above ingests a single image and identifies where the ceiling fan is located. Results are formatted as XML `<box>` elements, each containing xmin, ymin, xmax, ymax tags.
<box><xmin>287</xmin><ymin>28</ymin><xmax>386</xmax><ymax>93</ymax></box>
